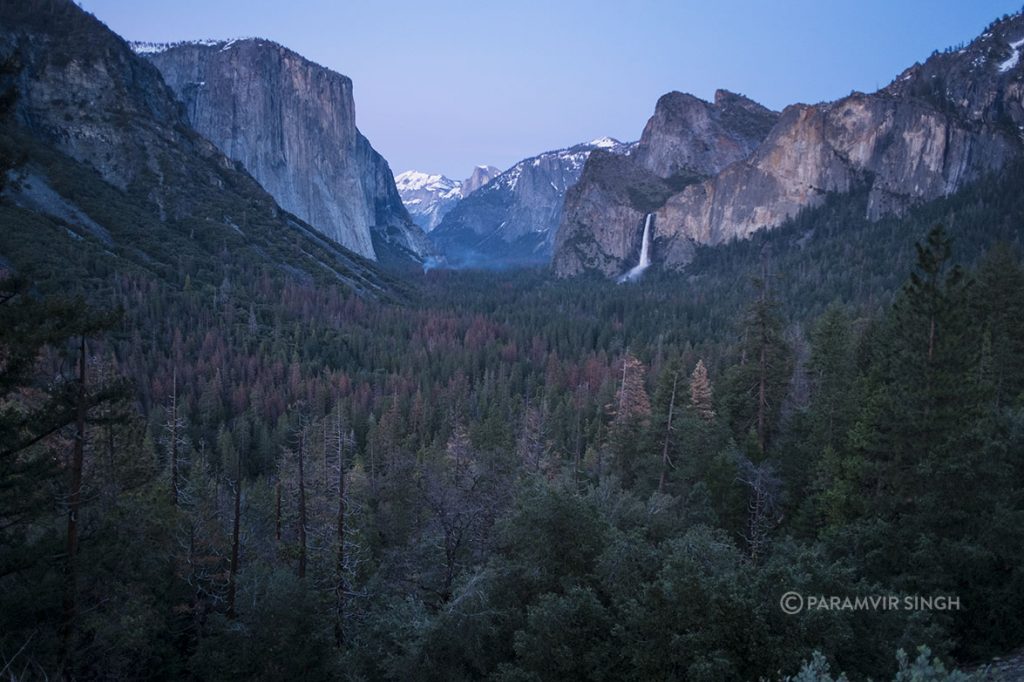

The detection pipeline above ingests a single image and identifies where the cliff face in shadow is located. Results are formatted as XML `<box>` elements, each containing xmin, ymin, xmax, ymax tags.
<box><xmin>142</xmin><ymin>39</ymin><xmax>432</xmax><ymax>263</ymax></box>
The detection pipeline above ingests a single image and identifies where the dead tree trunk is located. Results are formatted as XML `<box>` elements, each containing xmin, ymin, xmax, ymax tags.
<box><xmin>275</xmin><ymin>480</ymin><xmax>282</xmax><ymax>542</ymax></box>
<box><xmin>226</xmin><ymin>453</ymin><xmax>242</xmax><ymax>619</ymax></box>
<box><xmin>61</xmin><ymin>336</ymin><xmax>87</xmax><ymax>670</ymax></box>
<box><xmin>170</xmin><ymin>369</ymin><xmax>179</xmax><ymax>506</ymax></box>
<box><xmin>334</xmin><ymin>415</ymin><xmax>347</xmax><ymax>646</ymax></box>
<box><xmin>658</xmin><ymin>372</ymin><xmax>679</xmax><ymax>493</ymax></box>
<box><xmin>758</xmin><ymin>339</ymin><xmax>768</xmax><ymax>454</ymax></box>
<box><xmin>297</xmin><ymin>429</ymin><xmax>307</xmax><ymax>580</ymax></box>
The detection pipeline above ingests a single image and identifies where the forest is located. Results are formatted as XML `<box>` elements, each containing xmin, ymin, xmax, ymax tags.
<box><xmin>3</xmin><ymin>155</ymin><xmax>1024</xmax><ymax>680</ymax></box>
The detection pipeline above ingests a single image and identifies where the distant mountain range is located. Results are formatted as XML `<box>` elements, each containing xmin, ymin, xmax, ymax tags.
<box><xmin>553</xmin><ymin>14</ymin><xmax>1024</xmax><ymax>279</ymax></box>
<box><xmin>5</xmin><ymin>0</ymin><xmax>1023</xmax><ymax>284</ymax></box>
<box><xmin>395</xmin><ymin>165</ymin><xmax>500</xmax><ymax>232</ymax></box>
<box><xmin>426</xmin><ymin>137</ymin><xmax>634</xmax><ymax>268</ymax></box>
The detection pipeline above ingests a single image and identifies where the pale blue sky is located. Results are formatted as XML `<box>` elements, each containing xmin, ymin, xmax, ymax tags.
<box><xmin>80</xmin><ymin>0</ymin><xmax>1022</xmax><ymax>178</ymax></box>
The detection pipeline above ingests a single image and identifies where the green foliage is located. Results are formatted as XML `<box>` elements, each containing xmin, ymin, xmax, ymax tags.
<box><xmin>3</xmin><ymin>142</ymin><xmax>1024</xmax><ymax>678</ymax></box>
<box><xmin>190</xmin><ymin>571</ymin><xmax>341</xmax><ymax>681</ymax></box>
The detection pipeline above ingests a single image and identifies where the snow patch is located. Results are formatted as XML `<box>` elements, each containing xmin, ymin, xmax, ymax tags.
<box><xmin>395</xmin><ymin>170</ymin><xmax>461</xmax><ymax>197</ymax></box>
<box><xmin>998</xmin><ymin>36</ymin><xmax>1024</xmax><ymax>72</ymax></box>
<box><xmin>588</xmin><ymin>136</ymin><xmax>620</xmax><ymax>149</ymax></box>
<box><xmin>129</xmin><ymin>38</ymin><xmax>258</xmax><ymax>56</ymax></box>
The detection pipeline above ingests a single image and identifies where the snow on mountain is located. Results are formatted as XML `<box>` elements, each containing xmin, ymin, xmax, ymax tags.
<box><xmin>395</xmin><ymin>171</ymin><xmax>460</xmax><ymax>195</ymax></box>
<box><xmin>589</xmin><ymin>136</ymin><xmax>622</xmax><ymax>149</ymax></box>
<box><xmin>395</xmin><ymin>171</ymin><xmax>464</xmax><ymax>232</ymax></box>
<box><xmin>129</xmin><ymin>39</ymin><xmax>258</xmax><ymax>55</ymax></box>
<box><xmin>998</xmin><ymin>36</ymin><xmax>1024</xmax><ymax>72</ymax></box>
<box><xmin>430</xmin><ymin>137</ymin><xmax>634</xmax><ymax>267</ymax></box>
<box><xmin>396</xmin><ymin>165</ymin><xmax>504</xmax><ymax>232</ymax></box>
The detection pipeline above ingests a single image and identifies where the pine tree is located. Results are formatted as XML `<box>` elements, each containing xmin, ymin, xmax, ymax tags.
<box><xmin>721</xmin><ymin>275</ymin><xmax>792</xmax><ymax>457</ymax></box>
<box><xmin>608</xmin><ymin>352</ymin><xmax>651</xmax><ymax>482</ymax></box>
<box><xmin>973</xmin><ymin>244</ymin><xmax>1024</xmax><ymax>407</ymax></box>
<box><xmin>516</xmin><ymin>401</ymin><xmax>548</xmax><ymax>475</ymax></box>
<box><xmin>689</xmin><ymin>359</ymin><xmax>715</xmax><ymax>421</ymax></box>
<box><xmin>612</xmin><ymin>353</ymin><xmax>651</xmax><ymax>427</ymax></box>
<box><xmin>806</xmin><ymin>306</ymin><xmax>857</xmax><ymax>452</ymax></box>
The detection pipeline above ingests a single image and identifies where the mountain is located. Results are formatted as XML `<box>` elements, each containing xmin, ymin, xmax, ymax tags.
<box><xmin>0</xmin><ymin>0</ymin><xmax>394</xmax><ymax>297</ymax></box>
<box><xmin>553</xmin><ymin>91</ymin><xmax>778</xmax><ymax>278</ymax></box>
<box><xmin>395</xmin><ymin>170</ymin><xmax>462</xmax><ymax>231</ymax></box>
<box><xmin>135</xmin><ymin>38</ymin><xmax>433</xmax><ymax>265</ymax></box>
<box><xmin>462</xmin><ymin>164</ymin><xmax>501</xmax><ymax>196</ymax></box>
<box><xmin>553</xmin><ymin>14</ymin><xmax>1024</xmax><ymax>279</ymax></box>
<box><xmin>431</xmin><ymin>137</ymin><xmax>633</xmax><ymax>268</ymax></box>
<box><xmin>395</xmin><ymin>163</ymin><xmax>500</xmax><ymax>233</ymax></box>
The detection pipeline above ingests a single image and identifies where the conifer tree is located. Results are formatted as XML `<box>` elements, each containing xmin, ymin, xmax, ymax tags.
<box><xmin>973</xmin><ymin>245</ymin><xmax>1024</xmax><ymax>406</ymax></box>
<box><xmin>689</xmin><ymin>359</ymin><xmax>715</xmax><ymax>421</ymax></box>
<box><xmin>608</xmin><ymin>352</ymin><xmax>651</xmax><ymax>482</ymax></box>
<box><xmin>612</xmin><ymin>353</ymin><xmax>651</xmax><ymax>427</ymax></box>
<box><xmin>721</xmin><ymin>276</ymin><xmax>792</xmax><ymax>457</ymax></box>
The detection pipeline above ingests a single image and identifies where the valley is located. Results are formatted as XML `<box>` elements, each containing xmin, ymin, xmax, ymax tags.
<box><xmin>1</xmin><ymin>1</ymin><xmax>1024</xmax><ymax>680</ymax></box>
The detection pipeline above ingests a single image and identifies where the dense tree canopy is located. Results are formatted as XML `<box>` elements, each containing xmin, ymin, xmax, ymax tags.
<box><xmin>2</xmin><ymin>161</ymin><xmax>1024</xmax><ymax>679</ymax></box>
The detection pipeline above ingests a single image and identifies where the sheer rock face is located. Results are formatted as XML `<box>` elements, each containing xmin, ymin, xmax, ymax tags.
<box><xmin>0</xmin><ymin>0</ymin><xmax>392</xmax><ymax>295</ymax></box>
<box><xmin>461</xmin><ymin>165</ymin><xmax>501</xmax><ymax>196</ymax></box>
<box><xmin>141</xmin><ymin>39</ymin><xmax>431</xmax><ymax>262</ymax></box>
<box><xmin>634</xmin><ymin>90</ymin><xmax>778</xmax><ymax>180</ymax></box>
<box><xmin>553</xmin><ymin>91</ymin><xmax>777</xmax><ymax>278</ymax></box>
<box><xmin>555</xmin><ymin>13</ymin><xmax>1024</xmax><ymax>278</ymax></box>
<box><xmin>654</xmin><ymin>88</ymin><xmax>1018</xmax><ymax>257</ymax></box>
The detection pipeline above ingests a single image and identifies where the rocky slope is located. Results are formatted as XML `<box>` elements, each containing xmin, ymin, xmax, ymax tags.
<box><xmin>461</xmin><ymin>165</ymin><xmax>501</xmax><ymax>196</ymax></box>
<box><xmin>0</xmin><ymin>0</ymin><xmax>393</xmax><ymax>296</ymax></box>
<box><xmin>395</xmin><ymin>165</ymin><xmax>499</xmax><ymax>232</ymax></box>
<box><xmin>432</xmin><ymin>138</ymin><xmax>633</xmax><ymax>267</ymax></box>
<box><xmin>137</xmin><ymin>38</ymin><xmax>432</xmax><ymax>264</ymax></box>
<box><xmin>395</xmin><ymin>171</ymin><xmax>462</xmax><ymax>231</ymax></box>
<box><xmin>554</xmin><ymin>13</ymin><xmax>1024</xmax><ymax>279</ymax></box>
<box><xmin>553</xmin><ymin>92</ymin><xmax>778</xmax><ymax>277</ymax></box>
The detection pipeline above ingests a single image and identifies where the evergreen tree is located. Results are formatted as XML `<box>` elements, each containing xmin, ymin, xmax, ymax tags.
<box><xmin>972</xmin><ymin>244</ymin><xmax>1024</xmax><ymax>407</ymax></box>
<box><xmin>721</xmin><ymin>275</ymin><xmax>793</xmax><ymax>457</ymax></box>
<box><xmin>689</xmin><ymin>358</ymin><xmax>715</xmax><ymax>421</ymax></box>
<box><xmin>608</xmin><ymin>352</ymin><xmax>651</xmax><ymax>482</ymax></box>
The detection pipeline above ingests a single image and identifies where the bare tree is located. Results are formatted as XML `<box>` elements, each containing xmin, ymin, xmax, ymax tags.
<box><xmin>659</xmin><ymin>371</ymin><xmax>679</xmax><ymax>493</ymax></box>
<box><xmin>61</xmin><ymin>335</ymin><xmax>87</xmax><ymax>668</ymax></box>
<box><xmin>736</xmin><ymin>457</ymin><xmax>783</xmax><ymax>564</ymax></box>
<box><xmin>226</xmin><ymin>450</ymin><xmax>242</xmax><ymax>619</ymax></box>
<box><xmin>516</xmin><ymin>400</ymin><xmax>548</xmax><ymax>475</ymax></box>
<box><xmin>331</xmin><ymin>409</ymin><xmax>354</xmax><ymax>645</ymax></box>
<box><xmin>296</xmin><ymin>427</ymin><xmax>307</xmax><ymax>580</ymax></box>
<box><xmin>165</xmin><ymin>369</ymin><xmax>185</xmax><ymax>507</ymax></box>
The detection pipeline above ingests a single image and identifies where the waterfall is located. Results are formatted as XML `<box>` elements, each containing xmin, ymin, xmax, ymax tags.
<box><xmin>617</xmin><ymin>213</ymin><xmax>653</xmax><ymax>283</ymax></box>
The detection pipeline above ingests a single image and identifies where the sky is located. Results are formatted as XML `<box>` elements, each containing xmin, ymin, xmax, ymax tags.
<box><xmin>79</xmin><ymin>0</ymin><xmax>1022</xmax><ymax>178</ymax></box>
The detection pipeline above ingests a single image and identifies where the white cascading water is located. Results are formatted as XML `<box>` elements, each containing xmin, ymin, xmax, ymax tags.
<box><xmin>617</xmin><ymin>213</ymin><xmax>653</xmax><ymax>283</ymax></box>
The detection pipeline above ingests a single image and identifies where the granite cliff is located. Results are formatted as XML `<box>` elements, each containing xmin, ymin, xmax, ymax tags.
<box><xmin>553</xmin><ymin>14</ymin><xmax>1024</xmax><ymax>278</ymax></box>
<box><xmin>0</xmin><ymin>0</ymin><xmax>392</xmax><ymax>295</ymax></box>
<box><xmin>138</xmin><ymin>38</ymin><xmax>432</xmax><ymax>263</ymax></box>
<box><xmin>553</xmin><ymin>91</ymin><xmax>778</xmax><ymax>277</ymax></box>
